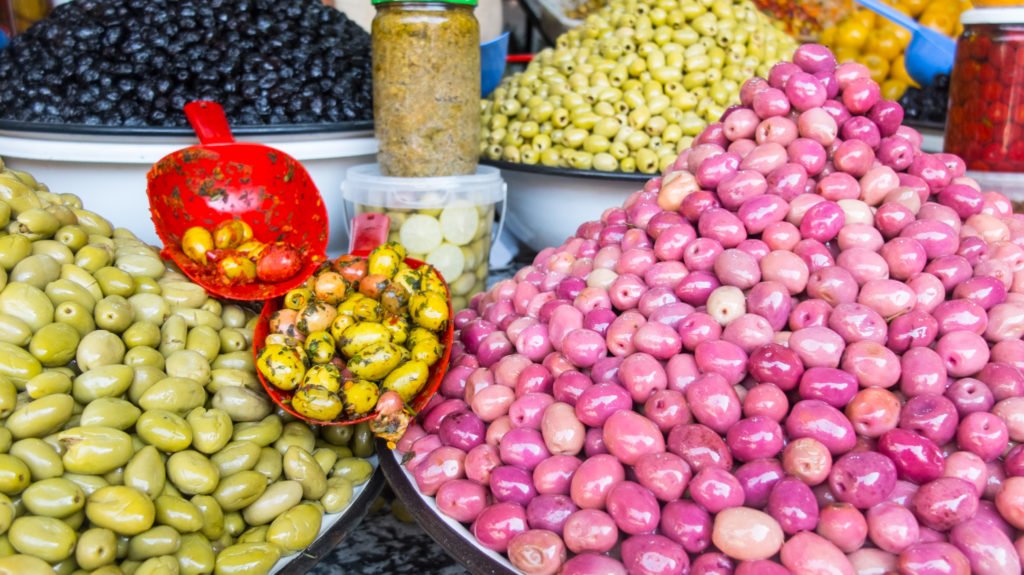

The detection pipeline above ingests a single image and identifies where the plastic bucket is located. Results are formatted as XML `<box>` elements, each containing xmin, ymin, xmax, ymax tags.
<box><xmin>341</xmin><ymin>164</ymin><xmax>506</xmax><ymax>311</ymax></box>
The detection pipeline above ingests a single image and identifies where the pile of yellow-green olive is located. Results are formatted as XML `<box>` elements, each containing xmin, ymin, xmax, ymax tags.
<box><xmin>0</xmin><ymin>161</ymin><xmax>376</xmax><ymax>575</ymax></box>
<box><xmin>480</xmin><ymin>0</ymin><xmax>798</xmax><ymax>174</ymax></box>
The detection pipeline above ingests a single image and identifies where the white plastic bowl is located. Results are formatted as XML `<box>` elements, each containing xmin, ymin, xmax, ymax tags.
<box><xmin>493</xmin><ymin>161</ymin><xmax>645</xmax><ymax>252</ymax></box>
<box><xmin>0</xmin><ymin>126</ymin><xmax>377</xmax><ymax>255</ymax></box>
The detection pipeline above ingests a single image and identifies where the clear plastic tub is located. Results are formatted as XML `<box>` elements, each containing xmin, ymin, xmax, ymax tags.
<box><xmin>341</xmin><ymin>164</ymin><xmax>506</xmax><ymax>311</ymax></box>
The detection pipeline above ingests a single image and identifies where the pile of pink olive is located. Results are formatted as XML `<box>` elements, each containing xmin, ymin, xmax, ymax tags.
<box><xmin>395</xmin><ymin>43</ymin><xmax>1024</xmax><ymax>575</ymax></box>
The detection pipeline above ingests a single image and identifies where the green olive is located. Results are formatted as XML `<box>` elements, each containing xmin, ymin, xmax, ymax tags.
<box><xmin>174</xmin><ymin>308</ymin><xmax>222</xmax><ymax>331</ymax></box>
<box><xmin>72</xmin><ymin>364</ymin><xmax>134</xmax><ymax>404</ymax></box>
<box><xmin>154</xmin><ymin>495</ymin><xmax>203</xmax><ymax>535</ymax></box>
<box><xmin>10</xmin><ymin>254</ymin><xmax>60</xmax><ymax>290</ymax></box>
<box><xmin>320</xmin><ymin>477</ymin><xmax>354</xmax><ymax>514</ymax></box>
<box><xmin>124</xmin><ymin>446</ymin><xmax>166</xmax><ymax>500</ymax></box>
<box><xmin>0</xmin><ymin>236</ymin><xmax>31</xmax><ymax>270</ymax></box>
<box><xmin>53</xmin><ymin>223</ymin><xmax>87</xmax><ymax>251</ymax></box>
<box><xmin>128</xmin><ymin>526</ymin><xmax>181</xmax><ymax>561</ymax></box>
<box><xmin>231</xmin><ymin>416</ymin><xmax>282</xmax><ymax>449</ymax></box>
<box><xmin>213</xmin><ymin>471</ymin><xmax>267</xmax><ymax>512</ymax></box>
<box><xmin>187</xmin><ymin>408</ymin><xmax>233</xmax><ymax>455</ymax></box>
<box><xmin>6</xmin><ymin>394</ymin><xmax>74</xmax><ymax>440</ymax></box>
<box><xmin>121</xmin><ymin>319</ymin><xmax>161</xmax><ymax>347</ymax></box>
<box><xmin>0</xmin><ymin>314</ymin><xmax>32</xmax><ymax>348</ymax></box>
<box><xmin>128</xmin><ymin>368</ymin><xmax>167</xmax><ymax>408</ymax></box>
<box><xmin>283</xmin><ymin>447</ymin><xmax>327</xmax><ymax>500</ymax></box>
<box><xmin>133</xmin><ymin>555</ymin><xmax>179</xmax><ymax>575</ymax></box>
<box><xmin>76</xmin><ymin>527</ymin><xmax>118</xmax><ymax>570</ymax></box>
<box><xmin>164</xmin><ymin>350</ymin><xmax>211</xmax><ymax>388</ymax></box>
<box><xmin>190</xmin><ymin>495</ymin><xmax>224</xmax><ymax>541</ymax></box>
<box><xmin>352</xmin><ymin>422</ymin><xmax>375</xmax><ymax>458</ymax></box>
<box><xmin>24</xmin><ymin>371</ymin><xmax>72</xmax><ymax>399</ymax></box>
<box><xmin>312</xmin><ymin>448</ymin><xmax>339</xmax><ymax>475</ymax></box>
<box><xmin>266</xmin><ymin>503</ymin><xmax>321</xmax><ymax>554</ymax></box>
<box><xmin>45</xmin><ymin>279</ymin><xmax>97</xmax><ymax>316</ymax></box>
<box><xmin>211</xmin><ymin>351</ymin><xmax>254</xmax><ymax>373</ymax></box>
<box><xmin>76</xmin><ymin>330</ymin><xmax>126</xmax><ymax>371</ymax></box>
<box><xmin>94</xmin><ymin>295</ymin><xmax>135</xmax><ymax>334</ymax></box>
<box><xmin>213</xmin><ymin>542</ymin><xmax>280</xmax><ymax>575</ymax></box>
<box><xmin>207</xmin><ymin>369</ymin><xmax>258</xmax><ymax>394</ymax></box>
<box><xmin>332</xmin><ymin>457</ymin><xmax>375</xmax><ymax>486</ymax></box>
<box><xmin>58</xmin><ymin>426</ymin><xmax>134</xmax><ymax>475</ymax></box>
<box><xmin>160</xmin><ymin>281</ymin><xmax>207</xmax><ymax>309</ymax></box>
<box><xmin>9</xmin><ymin>438</ymin><xmax>63</xmax><ymax>480</ymax></box>
<box><xmin>0</xmin><ymin>553</ymin><xmax>53</xmax><ymax>574</ymax></box>
<box><xmin>218</xmin><ymin>329</ymin><xmax>248</xmax><ymax>354</ymax></box>
<box><xmin>253</xmin><ymin>448</ymin><xmax>282</xmax><ymax>483</ymax></box>
<box><xmin>62</xmin><ymin>473</ymin><xmax>109</xmax><ymax>498</ymax></box>
<box><xmin>138</xmin><ymin>378</ymin><xmax>207</xmax><ymax>415</ymax></box>
<box><xmin>21</xmin><ymin>477</ymin><xmax>84</xmax><ymax>518</ymax></box>
<box><xmin>86</xmin><ymin>486</ymin><xmax>155</xmax><ymax>537</ymax></box>
<box><xmin>137</xmin><ymin>410</ymin><xmax>193</xmax><ymax>453</ymax></box>
<box><xmin>129</xmin><ymin>293</ymin><xmax>170</xmax><ymax>326</ymax></box>
<box><xmin>7</xmin><ymin>515</ymin><xmax>76</xmax><ymax>562</ymax></box>
<box><xmin>0</xmin><ymin>494</ymin><xmax>14</xmax><ymax>535</ymax></box>
<box><xmin>211</xmin><ymin>387</ymin><xmax>271</xmax><ymax>423</ymax></box>
<box><xmin>176</xmin><ymin>533</ymin><xmax>215</xmax><ymax>575</ymax></box>
<box><xmin>125</xmin><ymin>346</ymin><xmax>166</xmax><ymax>369</ymax></box>
<box><xmin>273</xmin><ymin>422</ymin><xmax>315</xmax><ymax>455</ymax></box>
<box><xmin>321</xmin><ymin>425</ymin><xmax>353</xmax><ymax>447</ymax></box>
<box><xmin>54</xmin><ymin>301</ymin><xmax>96</xmax><ymax>337</ymax></box>
<box><xmin>237</xmin><ymin>525</ymin><xmax>268</xmax><ymax>544</ymax></box>
<box><xmin>185</xmin><ymin>326</ymin><xmax>220</xmax><ymax>362</ymax></box>
<box><xmin>241</xmin><ymin>479</ymin><xmax>302</xmax><ymax>527</ymax></box>
<box><xmin>81</xmin><ymin>397</ymin><xmax>141</xmax><ymax>430</ymax></box>
<box><xmin>167</xmin><ymin>451</ymin><xmax>220</xmax><ymax>496</ymax></box>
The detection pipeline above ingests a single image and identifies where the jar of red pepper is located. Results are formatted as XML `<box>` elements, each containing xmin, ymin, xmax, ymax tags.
<box><xmin>945</xmin><ymin>8</ymin><xmax>1024</xmax><ymax>172</ymax></box>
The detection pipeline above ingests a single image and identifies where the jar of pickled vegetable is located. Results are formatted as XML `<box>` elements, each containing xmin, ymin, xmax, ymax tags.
<box><xmin>944</xmin><ymin>8</ymin><xmax>1024</xmax><ymax>172</ymax></box>
<box><xmin>372</xmin><ymin>0</ymin><xmax>481</xmax><ymax>178</ymax></box>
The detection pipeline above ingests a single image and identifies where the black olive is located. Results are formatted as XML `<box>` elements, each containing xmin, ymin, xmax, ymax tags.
<box><xmin>0</xmin><ymin>0</ymin><xmax>372</xmax><ymax>126</ymax></box>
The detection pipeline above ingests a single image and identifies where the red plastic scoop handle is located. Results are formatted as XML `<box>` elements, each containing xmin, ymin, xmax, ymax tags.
<box><xmin>349</xmin><ymin>213</ymin><xmax>391</xmax><ymax>254</ymax></box>
<box><xmin>184</xmin><ymin>101</ymin><xmax>236</xmax><ymax>145</ymax></box>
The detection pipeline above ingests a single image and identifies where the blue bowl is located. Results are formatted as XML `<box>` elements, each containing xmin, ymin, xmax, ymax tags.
<box><xmin>481</xmin><ymin>32</ymin><xmax>510</xmax><ymax>98</ymax></box>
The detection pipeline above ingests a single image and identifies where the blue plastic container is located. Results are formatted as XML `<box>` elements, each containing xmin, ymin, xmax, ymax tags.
<box><xmin>481</xmin><ymin>32</ymin><xmax>510</xmax><ymax>97</ymax></box>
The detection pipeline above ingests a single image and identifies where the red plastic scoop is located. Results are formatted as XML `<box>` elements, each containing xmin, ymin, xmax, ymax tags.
<box><xmin>254</xmin><ymin>213</ymin><xmax>454</xmax><ymax>427</ymax></box>
<box><xmin>146</xmin><ymin>101</ymin><xmax>329</xmax><ymax>301</ymax></box>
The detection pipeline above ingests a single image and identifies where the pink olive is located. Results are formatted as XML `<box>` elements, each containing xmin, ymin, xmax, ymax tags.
<box><xmin>472</xmin><ymin>502</ymin><xmax>528</xmax><ymax>553</ymax></box>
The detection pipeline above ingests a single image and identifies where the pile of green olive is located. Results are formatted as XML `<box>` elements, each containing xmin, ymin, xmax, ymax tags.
<box><xmin>0</xmin><ymin>160</ymin><xmax>376</xmax><ymax>575</ymax></box>
<box><xmin>480</xmin><ymin>0</ymin><xmax>797</xmax><ymax>174</ymax></box>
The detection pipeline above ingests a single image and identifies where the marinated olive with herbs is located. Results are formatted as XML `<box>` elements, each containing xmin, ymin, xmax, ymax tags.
<box><xmin>257</xmin><ymin>243</ymin><xmax>449</xmax><ymax>429</ymax></box>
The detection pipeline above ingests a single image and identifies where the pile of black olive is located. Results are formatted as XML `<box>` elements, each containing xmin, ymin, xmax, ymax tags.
<box><xmin>0</xmin><ymin>0</ymin><xmax>373</xmax><ymax>127</ymax></box>
<box><xmin>898</xmin><ymin>74</ymin><xmax>950</xmax><ymax>127</ymax></box>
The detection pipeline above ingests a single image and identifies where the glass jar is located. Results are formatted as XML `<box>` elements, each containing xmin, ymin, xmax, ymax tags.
<box><xmin>372</xmin><ymin>0</ymin><xmax>481</xmax><ymax>178</ymax></box>
<box><xmin>944</xmin><ymin>8</ymin><xmax>1024</xmax><ymax>172</ymax></box>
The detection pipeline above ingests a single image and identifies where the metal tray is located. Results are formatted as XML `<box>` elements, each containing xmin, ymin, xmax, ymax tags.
<box><xmin>378</xmin><ymin>440</ymin><xmax>520</xmax><ymax>575</ymax></box>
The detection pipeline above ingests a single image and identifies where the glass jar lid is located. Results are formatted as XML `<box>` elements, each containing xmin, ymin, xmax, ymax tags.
<box><xmin>961</xmin><ymin>7</ymin><xmax>1024</xmax><ymax>25</ymax></box>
